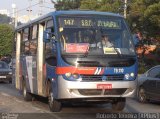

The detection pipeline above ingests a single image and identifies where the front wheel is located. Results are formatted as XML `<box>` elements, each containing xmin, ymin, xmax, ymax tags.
<box><xmin>138</xmin><ymin>87</ymin><xmax>148</xmax><ymax>103</ymax></box>
<box><xmin>112</xmin><ymin>98</ymin><xmax>126</xmax><ymax>111</ymax></box>
<box><xmin>48</xmin><ymin>83</ymin><xmax>61</xmax><ymax>112</ymax></box>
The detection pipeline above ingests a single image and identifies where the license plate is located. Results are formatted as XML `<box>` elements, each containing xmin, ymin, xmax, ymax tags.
<box><xmin>97</xmin><ymin>84</ymin><xmax>112</xmax><ymax>89</ymax></box>
<box><xmin>0</xmin><ymin>76</ymin><xmax>6</xmax><ymax>78</ymax></box>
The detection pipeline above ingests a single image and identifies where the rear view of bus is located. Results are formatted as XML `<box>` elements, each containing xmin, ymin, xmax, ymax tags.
<box><xmin>46</xmin><ymin>11</ymin><xmax>138</xmax><ymax>112</ymax></box>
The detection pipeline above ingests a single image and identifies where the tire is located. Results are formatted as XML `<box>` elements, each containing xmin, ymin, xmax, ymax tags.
<box><xmin>48</xmin><ymin>82</ymin><xmax>61</xmax><ymax>112</ymax></box>
<box><xmin>22</xmin><ymin>81</ymin><xmax>32</xmax><ymax>101</ymax></box>
<box><xmin>112</xmin><ymin>98</ymin><xmax>126</xmax><ymax>111</ymax></box>
<box><xmin>138</xmin><ymin>87</ymin><xmax>147</xmax><ymax>103</ymax></box>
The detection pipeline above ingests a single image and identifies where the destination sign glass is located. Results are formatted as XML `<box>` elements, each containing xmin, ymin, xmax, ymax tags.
<box><xmin>59</xmin><ymin>16</ymin><xmax>121</xmax><ymax>29</ymax></box>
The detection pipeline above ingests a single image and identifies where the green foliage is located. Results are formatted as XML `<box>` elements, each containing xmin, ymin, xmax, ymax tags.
<box><xmin>0</xmin><ymin>24</ymin><xmax>14</xmax><ymax>56</ymax></box>
<box><xmin>143</xmin><ymin>2</ymin><xmax>160</xmax><ymax>37</ymax></box>
<box><xmin>55</xmin><ymin>0</ymin><xmax>81</xmax><ymax>10</ymax></box>
<box><xmin>80</xmin><ymin>0</ymin><xmax>98</xmax><ymax>10</ymax></box>
<box><xmin>0</xmin><ymin>14</ymin><xmax>11</xmax><ymax>24</ymax></box>
<box><xmin>80</xmin><ymin>0</ymin><xmax>122</xmax><ymax>13</ymax></box>
<box><xmin>128</xmin><ymin>0</ymin><xmax>160</xmax><ymax>38</ymax></box>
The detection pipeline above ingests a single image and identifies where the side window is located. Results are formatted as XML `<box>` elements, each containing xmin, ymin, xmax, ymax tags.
<box><xmin>45</xmin><ymin>20</ymin><xmax>54</xmax><ymax>56</ymax></box>
<box><xmin>46</xmin><ymin>20</ymin><xmax>54</xmax><ymax>30</ymax></box>
<box><xmin>32</xmin><ymin>25</ymin><xmax>38</xmax><ymax>39</ymax></box>
<box><xmin>45</xmin><ymin>19</ymin><xmax>56</xmax><ymax>66</ymax></box>
<box><xmin>155</xmin><ymin>67</ymin><xmax>160</xmax><ymax>78</ymax></box>
<box><xmin>23</xmin><ymin>28</ymin><xmax>30</xmax><ymax>55</ymax></box>
<box><xmin>148</xmin><ymin>67</ymin><xmax>160</xmax><ymax>78</ymax></box>
<box><xmin>30</xmin><ymin>25</ymin><xmax>38</xmax><ymax>55</ymax></box>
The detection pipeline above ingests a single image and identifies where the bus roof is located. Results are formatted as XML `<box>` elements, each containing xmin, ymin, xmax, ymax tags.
<box><xmin>15</xmin><ymin>10</ymin><xmax>123</xmax><ymax>30</ymax></box>
<box><xmin>54</xmin><ymin>10</ymin><xmax>122</xmax><ymax>17</ymax></box>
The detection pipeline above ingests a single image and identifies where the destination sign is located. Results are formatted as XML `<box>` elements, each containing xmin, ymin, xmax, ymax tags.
<box><xmin>59</xmin><ymin>17</ymin><xmax>121</xmax><ymax>29</ymax></box>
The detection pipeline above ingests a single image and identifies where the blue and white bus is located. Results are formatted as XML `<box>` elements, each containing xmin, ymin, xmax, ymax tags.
<box><xmin>14</xmin><ymin>11</ymin><xmax>138</xmax><ymax>112</ymax></box>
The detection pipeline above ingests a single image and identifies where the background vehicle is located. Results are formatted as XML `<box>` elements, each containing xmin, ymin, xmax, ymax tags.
<box><xmin>0</xmin><ymin>61</ymin><xmax>12</xmax><ymax>83</ymax></box>
<box><xmin>14</xmin><ymin>11</ymin><xmax>138</xmax><ymax>112</ymax></box>
<box><xmin>137</xmin><ymin>65</ymin><xmax>160</xmax><ymax>103</ymax></box>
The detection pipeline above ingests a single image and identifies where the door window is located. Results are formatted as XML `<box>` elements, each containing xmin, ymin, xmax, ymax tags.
<box><xmin>148</xmin><ymin>67</ymin><xmax>160</xmax><ymax>78</ymax></box>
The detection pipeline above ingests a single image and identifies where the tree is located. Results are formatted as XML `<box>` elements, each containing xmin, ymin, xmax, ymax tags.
<box><xmin>0</xmin><ymin>24</ymin><xmax>14</xmax><ymax>57</ymax></box>
<box><xmin>0</xmin><ymin>14</ymin><xmax>11</xmax><ymax>24</ymax></box>
<box><xmin>128</xmin><ymin>0</ymin><xmax>160</xmax><ymax>38</ymax></box>
<box><xmin>143</xmin><ymin>2</ymin><xmax>160</xmax><ymax>38</ymax></box>
<box><xmin>80</xmin><ymin>0</ymin><xmax>122</xmax><ymax>13</ymax></box>
<box><xmin>55</xmin><ymin>0</ymin><xmax>81</xmax><ymax>10</ymax></box>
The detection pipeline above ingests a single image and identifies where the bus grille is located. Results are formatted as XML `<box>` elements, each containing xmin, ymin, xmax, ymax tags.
<box><xmin>0</xmin><ymin>72</ymin><xmax>9</xmax><ymax>75</ymax></box>
<box><xmin>78</xmin><ymin>89</ymin><xmax>127</xmax><ymax>95</ymax></box>
<box><xmin>81</xmin><ymin>75</ymin><xmax>124</xmax><ymax>82</ymax></box>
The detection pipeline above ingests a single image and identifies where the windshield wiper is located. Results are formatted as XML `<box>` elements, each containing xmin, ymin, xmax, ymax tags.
<box><xmin>113</xmin><ymin>46</ymin><xmax>122</xmax><ymax>58</ymax></box>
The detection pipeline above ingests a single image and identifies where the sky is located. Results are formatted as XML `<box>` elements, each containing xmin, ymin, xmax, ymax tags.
<box><xmin>0</xmin><ymin>0</ymin><xmax>55</xmax><ymax>16</ymax></box>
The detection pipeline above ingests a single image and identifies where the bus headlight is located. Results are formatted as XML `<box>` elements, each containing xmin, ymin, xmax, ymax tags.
<box><xmin>124</xmin><ymin>73</ymin><xmax>135</xmax><ymax>80</ymax></box>
<box><xmin>65</xmin><ymin>73</ymin><xmax>72</xmax><ymax>78</ymax></box>
<box><xmin>130</xmin><ymin>73</ymin><xmax>134</xmax><ymax>77</ymax></box>
<box><xmin>65</xmin><ymin>73</ymin><xmax>80</xmax><ymax>80</ymax></box>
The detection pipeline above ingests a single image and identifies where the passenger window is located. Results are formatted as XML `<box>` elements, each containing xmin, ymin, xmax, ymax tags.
<box><xmin>30</xmin><ymin>40</ymin><xmax>37</xmax><ymax>55</ymax></box>
<box><xmin>23</xmin><ymin>28</ymin><xmax>29</xmax><ymax>41</ymax></box>
<box><xmin>30</xmin><ymin>25</ymin><xmax>38</xmax><ymax>55</ymax></box>
<box><xmin>32</xmin><ymin>25</ymin><xmax>38</xmax><ymax>40</ymax></box>
<box><xmin>23</xmin><ymin>28</ymin><xmax>30</xmax><ymax>55</ymax></box>
<box><xmin>46</xmin><ymin>20</ymin><xmax>53</xmax><ymax>29</ymax></box>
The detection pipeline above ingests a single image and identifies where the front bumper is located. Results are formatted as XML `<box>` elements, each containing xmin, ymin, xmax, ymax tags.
<box><xmin>0</xmin><ymin>74</ymin><xmax>12</xmax><ymax>82</ymax></box>
<box><xmin>56</xmin><ymin>76</ymin><xmax>136</xmax><ymax>99</ymax></box>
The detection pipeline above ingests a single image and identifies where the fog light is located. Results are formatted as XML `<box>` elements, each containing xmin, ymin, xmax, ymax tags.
<box><xmin>125</xmin><ymin>73</ymin><xmax>130</xmax><ymax>80</ymax></box>
<box><xmin>72</xmin><ymin>74</ymin><xmax>79</xmax><ymax>79</ymax></box>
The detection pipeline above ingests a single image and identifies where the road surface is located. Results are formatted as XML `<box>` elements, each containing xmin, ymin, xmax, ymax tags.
<box><xmin>0</xmin><ymin>83</ymin><xmax>160</xmax><ymax>119</ymax></box>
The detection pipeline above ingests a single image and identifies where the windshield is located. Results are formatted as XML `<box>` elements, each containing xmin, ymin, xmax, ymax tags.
<box><xmin>0</xmin><ymin>62</ymin><xmax>9</xmax><ymax>69</ymax></box>
<box><xmin>58</xmin><ymin>15</ymin><xmax>135</xmax><ymax>56</ymax></box>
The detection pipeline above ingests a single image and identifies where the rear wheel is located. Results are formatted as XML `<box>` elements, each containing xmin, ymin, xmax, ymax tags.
<box><xmin>112</xmin><ymin>98</ymin><xmax>126</xmax><ymax>111</ymax></box>
<box><xmin>22</xmin><ymin>81</ymin><xmax>32</xmax><ymax>101</ymax></box>
<box><xmin>48</xmin><ymin>82</ymin><xmax>61</xmax><ymax>112</ymax></box>
<box><xmin>138</xmin><ymin>87</ymin><xmax>147</xmax><ymax>103</ymax></box>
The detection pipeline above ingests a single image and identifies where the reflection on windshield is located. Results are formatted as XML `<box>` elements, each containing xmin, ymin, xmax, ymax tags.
<box><xmin>59</xmin><ymin>17</ymin><xmax>135</xmax><ymax>56</ymax></box>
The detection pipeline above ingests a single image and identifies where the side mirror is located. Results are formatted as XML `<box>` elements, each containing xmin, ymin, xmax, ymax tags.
<box><xmin>43</xmin><ymin>30</ymin><xmax>52</xmax><ymax>43</ymax></box>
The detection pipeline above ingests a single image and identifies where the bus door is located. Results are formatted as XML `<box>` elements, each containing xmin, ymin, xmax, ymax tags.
<box><xmin>29</xmin><ymin>24</ymin><xmax>38</xmax><ymax>94</ymax></box>
<box><xmin>21</xmin><ymin>26</ymin><xmax>38</xmax><ymax>94</ymax></box>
